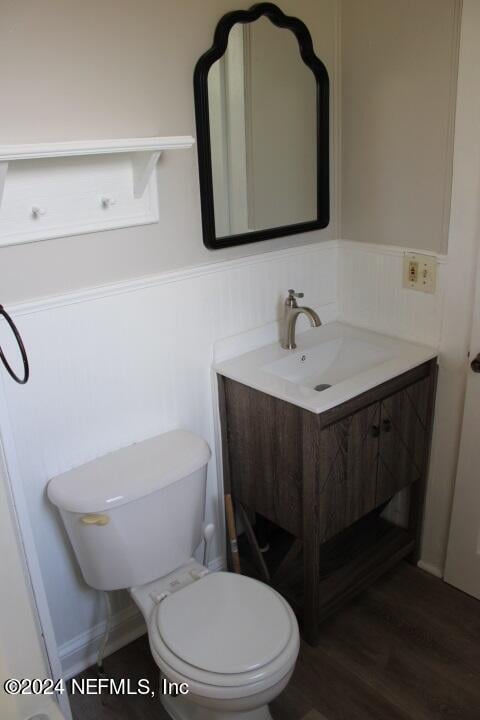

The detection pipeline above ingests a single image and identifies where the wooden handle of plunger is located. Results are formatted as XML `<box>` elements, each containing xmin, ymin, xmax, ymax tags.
<box><xmin>225</xmin><ymin>494</ymin><xmax>241</xmax><ymax>574</ymax></box>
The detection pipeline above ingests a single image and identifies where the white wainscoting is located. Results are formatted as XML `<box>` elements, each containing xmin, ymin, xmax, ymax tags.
<box><xmin>0</xmin><ymin>240</ymin><xmax>337</xmax><ymax>679</ymax></box>
<box><xmin>0</xmin><ymin>237</ymin><xmax>450</xmax><ymax>679</ymax></box>
<box><xmin>338</xmin><ymin>239</ymin><xmax>449</xmax><ymax>569</ymax></box>
<box><xmin>338</xmin><ymin>240</ymin><xmax>447</xmax><ymax>347</ymax></box>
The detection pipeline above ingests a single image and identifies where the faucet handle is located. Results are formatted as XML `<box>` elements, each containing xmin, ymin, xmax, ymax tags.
<box><xmin>288</xmin><ymin>289</ymin><xmax>304</xmax><ymax>299</ymax></box>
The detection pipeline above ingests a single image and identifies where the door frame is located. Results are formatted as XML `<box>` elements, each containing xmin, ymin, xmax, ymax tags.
<box><xmin>444</xmin><ymin>214</ymin><xmax>480</xmax><ymax>593</ymax></box>
<box><xmin>0</xmin><ymin>376</ymin><xmax>72</xmax><ymax>719</ymax></box>
<box><xmin>419</xmin><ymin>0</ymin><xmax>480</xmax><ymax>577</ymax></box>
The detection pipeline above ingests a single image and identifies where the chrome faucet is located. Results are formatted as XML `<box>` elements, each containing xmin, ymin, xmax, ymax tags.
<box><xmin>281</xmin><ymin>289</ymin><xmax>321</xmax><ymax>350</ymax></box>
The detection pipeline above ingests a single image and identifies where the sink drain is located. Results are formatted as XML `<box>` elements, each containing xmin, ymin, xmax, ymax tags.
<box><xmin>314</xmin><ymin>383</ymin><xmax>332</xmax><ymax>392</ymax></box>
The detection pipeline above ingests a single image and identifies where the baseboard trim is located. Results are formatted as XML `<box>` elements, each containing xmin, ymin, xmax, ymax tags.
<box><xmin>59</xmin><ymin>555</ymin><xmax>226</xmax><ymax>680</ymax></box>
<box><xmin>207</xmin><ymin>555</ymin><xmax>225</xmax><ymax>573</ymax></box>
<box><xmin>417</xmin><ymin>560</ymin><xmax>443</xmax><ymax>578</ymax></box>
<box><xmin>59</xmin><ymin>603</ymin><xmax>146</xmax><ymax>681</ymax></box>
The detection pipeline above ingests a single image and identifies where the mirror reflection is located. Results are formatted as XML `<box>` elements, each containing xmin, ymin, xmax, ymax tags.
<box><xmin>207</xmin><ymin>18</ymin><xmax>317</xmax><ymax>238</ymax></box>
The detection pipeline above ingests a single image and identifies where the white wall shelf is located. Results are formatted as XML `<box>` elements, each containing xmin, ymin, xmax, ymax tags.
<box><xmin>0</xmin><ymin>135</ymin><xmax>195</xmax><ymax>245</ymax></box>
<box><xmin>0</xmin><ymin>136</ymin><xmax>194</xmax><ymax>161</ymax></box>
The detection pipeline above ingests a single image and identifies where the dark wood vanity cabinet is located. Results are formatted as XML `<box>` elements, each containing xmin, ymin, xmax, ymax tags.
<box><xmin>218</xmin><ymin>359</ymin><xmax>437</xmax><ymax>645</ymax></box>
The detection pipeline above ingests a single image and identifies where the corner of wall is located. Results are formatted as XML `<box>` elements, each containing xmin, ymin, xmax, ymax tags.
<box><xmin>333</xmin><ymin>0</ymin><xmax>343</xmax><ymax>240</ymax></box>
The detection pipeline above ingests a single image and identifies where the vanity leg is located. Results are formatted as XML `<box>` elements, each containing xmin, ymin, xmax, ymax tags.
<box><xmin>302</xmin><ymin>413</ymin><xmax>322</xmax><ymax>646</ymax></box>
<box><xmin>408</xmin><ymin>480</ymin><xmax>427</xmax><ymax>565</ymax></box>
<box><xmin>408</xmin><ymin>363</ymin><xmax>438</xmax><ymax>565</ymax></box>
<box><xmin>303</xmin><ymin>535</ymin><xmax>321</xmax><ymax>645</ymax></box>
<box><xmin>217</xmin><ymin>375</ymin><xmax>241</xmax><ymax>573</ymax></box>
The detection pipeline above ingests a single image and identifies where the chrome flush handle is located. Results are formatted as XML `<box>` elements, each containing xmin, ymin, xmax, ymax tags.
<box><xmin>80</xmin><ymin>514</ymin><xmax>110</xmax><ymax>526</ymax></box>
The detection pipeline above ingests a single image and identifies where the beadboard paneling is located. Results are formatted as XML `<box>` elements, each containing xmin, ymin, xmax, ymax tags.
<box><xmin>0</xmin><ymin>241</ymin><xmax>337</xmax><ymax>674</ymax></box>
<box><xmin>338</xmin><ymin>240</ymin><xmax>447</xmax><ymax>347</ymax></box>
<box><xmin>0</xmin><ymin>237</ymin><xmax>449</xmax><ymax>679</ymax></box>
<box><xmin>338</xmin><ymin>240</ymin><xmax>448</xmax><ymax>547</ymax></box>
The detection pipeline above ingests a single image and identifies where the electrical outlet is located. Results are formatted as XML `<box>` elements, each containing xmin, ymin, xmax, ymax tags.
<box><xmin>403</xmin><ymin>252</ymin><xmax>436</xmax><ymax>293</ymax></box>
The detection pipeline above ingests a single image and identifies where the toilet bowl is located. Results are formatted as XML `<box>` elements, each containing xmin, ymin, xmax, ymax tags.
<box><xmin>47</xmin><ymin>430</ymin><xmax>300</xmax><ymax>719</ymax></box>
<box><xmin>132</xmin><ymin>565</ymin><xmax>299</xmax><ymax>719</ymax></box>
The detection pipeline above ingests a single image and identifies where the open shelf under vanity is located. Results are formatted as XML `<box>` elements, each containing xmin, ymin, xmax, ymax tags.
<box><xmin>238</xmin><ymin>506</ymin><xmax>415</xmax><ymax>625</ymax></box>
<box><xmin>218</xmin><ymin>357</ymin><xmax>438</xmax><ymax>644</ymax></box>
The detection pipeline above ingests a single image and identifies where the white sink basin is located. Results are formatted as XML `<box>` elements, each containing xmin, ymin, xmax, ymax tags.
<box><xmin>214</xmin><ymin>322</ymin><xmax>437</xmax><ymax>414</ymax></box>
<box><xmin>263</xmin><ymin>336</ymin><xmax>394</xmax><ymax>390</ymax></box>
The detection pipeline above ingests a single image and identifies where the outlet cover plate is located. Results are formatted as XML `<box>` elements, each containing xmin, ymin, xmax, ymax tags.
<box><xmin>403</xmin><ymin>252</ymin><xmax>437</xmax><ymax>294</ymax></box>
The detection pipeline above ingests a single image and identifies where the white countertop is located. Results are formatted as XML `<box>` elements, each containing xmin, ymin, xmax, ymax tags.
<box><xmin>214</xmin><ymin>322</ymin><xmax>437</xmax><ymax>414</ymax></box>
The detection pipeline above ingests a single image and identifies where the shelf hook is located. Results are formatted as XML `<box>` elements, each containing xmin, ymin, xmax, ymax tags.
<box><xmin>31</xmin><ymin>205</ymin><xmax>46</xmax><ymax>219</ymax></box>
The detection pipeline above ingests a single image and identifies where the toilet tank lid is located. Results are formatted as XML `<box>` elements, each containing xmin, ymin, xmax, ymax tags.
<box><xmin>47</xmin><ymin>430</ymin><xmax>211</xmax><ymax>514</ymax></box>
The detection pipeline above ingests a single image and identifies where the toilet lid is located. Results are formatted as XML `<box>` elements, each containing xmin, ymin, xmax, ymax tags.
<box><xmin>155</xmin><ymin>572</ymin><xmax>294</xmax><ymax>675</ymax></box>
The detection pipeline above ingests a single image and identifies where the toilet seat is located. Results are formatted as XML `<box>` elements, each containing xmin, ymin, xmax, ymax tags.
<box><xmin>148</xmin><ymin>572</ymin><xmax>299</xmax><ymax>700</ymax></box>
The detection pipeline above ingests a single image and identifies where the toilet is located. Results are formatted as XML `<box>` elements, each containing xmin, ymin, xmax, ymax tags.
<box><xmin>47</xmin><ymin>429</ymin><xmax>300</xmax><ymax>720</ymax></box>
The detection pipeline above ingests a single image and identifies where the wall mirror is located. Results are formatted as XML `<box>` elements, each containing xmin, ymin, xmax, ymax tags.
<box><xmin>194</xmin><ymin>2</ymin><xmax>329</xmax><ymax>249</ymax></box>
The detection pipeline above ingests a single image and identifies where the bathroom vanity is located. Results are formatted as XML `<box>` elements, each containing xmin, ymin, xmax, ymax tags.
<box><xmin>215</xmin><ymin>323</ymin><xmax>438</xmax><ymax>645</ymax></box>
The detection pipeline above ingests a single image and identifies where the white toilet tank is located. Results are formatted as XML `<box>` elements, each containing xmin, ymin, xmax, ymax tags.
<box><xmin>47</xmin><ymin>430</ymin><xmax>211</xmax><ymax>591</ymax></box>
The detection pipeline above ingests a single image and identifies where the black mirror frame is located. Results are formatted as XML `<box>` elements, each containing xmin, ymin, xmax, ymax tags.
<box><xmin>194</xmin><ymin>2</ymin><xmax>330</xmax><ymax>250</ymax></box>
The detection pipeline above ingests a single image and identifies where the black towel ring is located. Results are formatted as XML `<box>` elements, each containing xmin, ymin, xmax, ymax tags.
<box><xmin>0</xmin><ymin>305</ymin><xmax>30</xmax><ymax>385</ymax></box>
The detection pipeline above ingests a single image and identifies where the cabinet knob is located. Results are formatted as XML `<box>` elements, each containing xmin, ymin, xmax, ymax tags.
<box><xmin>371</xmin><ymin>425</ymin><xmax>380</xmax><ymax>438</ymax></box>
<box><xmin>382</xmin><ymin>418</ymin><xmax>392</xmax><ymax>433</ymax></box>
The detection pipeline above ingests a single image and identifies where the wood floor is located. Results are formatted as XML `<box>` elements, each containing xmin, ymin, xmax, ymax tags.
<box><xmin>70</xmin><ymin>563</ymin><xmax>480</xmax><ymax>720</ymax></box>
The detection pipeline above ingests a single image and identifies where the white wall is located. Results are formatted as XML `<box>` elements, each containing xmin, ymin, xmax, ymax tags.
<box><xmin>337</xmin><ymin>0</ymin><xmax>465</xmax><ymax>577</ymax></box>
<box><xmin>422</xmin><ymin>0</ymin><xmax>480</xmax><ymax>577</ymax></box>
<box><xmin>338</xmin><ymin>242</ymin><xmax>446</xmax><ymax>349</ymax></box>
<box><xmin>0</xmin><ymin>0</ymin><xmax>340</xmax><ymax>689</ymax></box>
<box><xmin>341</xmin><ymin>0</ymin><xmax>461</xmax><ymax>253</ymax></box>
<box><xmin>0</xmin><ymin>444</ymin><xmax>63</xmax><ymax>720</ymax></box>
<box><xmin>1</xmin><ymin>242</ymin><xmax>337</xmax><ymax>678</ymax></box>
<box><xmin>0</xmin><ymin>0</ymin><xmax>470</xmax><ymax>693</ymax></box>
<box><xmin>338</xmin><ymin>0</ymin><xmax>480</xmax><ymax>579</ymax></box>
<box><xmin>0</xmin><ymin>0</ymin><xmax>338</xmax><ymax>304</ymax></box>
<box><xmin>1</xmin><ymin>236</ymin><xmax>456</xmax><ymax>682</ymax></box>
<box><xmin>338</xmin><ymin>241</ymin><xmax>449</xmax><ymax>574</ymax></box>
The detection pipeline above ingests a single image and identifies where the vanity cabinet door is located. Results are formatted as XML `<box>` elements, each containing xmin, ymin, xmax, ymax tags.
<box><xmin>376</xmin><ymin>376</ymin><xmax>431</xmax><ymax>505</ymax></box>
<box><xmin>312</xmin><ymin>401</ymin><xmax>381</xmax><ymax>543</ymax></box>
<box><xmin>221</xmin><ymin>377</ymin><xmax>303</xmax><ymax>537</ymax></box>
